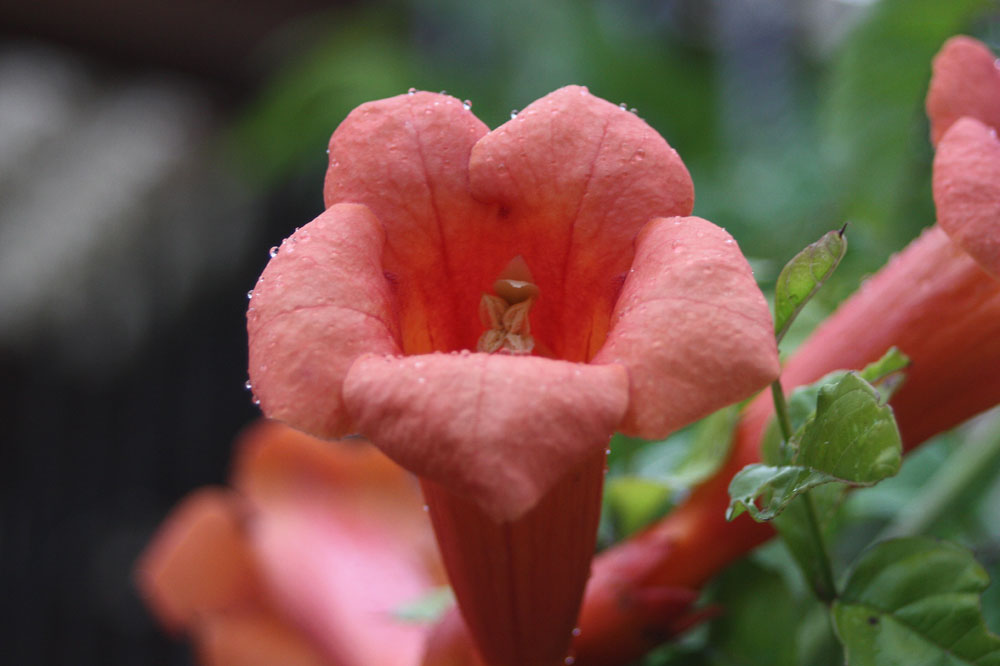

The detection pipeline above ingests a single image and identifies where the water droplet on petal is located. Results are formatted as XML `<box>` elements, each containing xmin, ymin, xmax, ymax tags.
<box><xmin>463</xmin><ymin>99</ymin><xmax>472</xmax><ymax>110</ymax></box>
<box><xmin>407</xmin><ymin>87</ymin><xmax>417</xmax><ymax>95</ymax></box>
<box><xmin>630</xmin><ymin>107</ymin><xmax>638</xmax><ymax>114</ymax></box>
<box><xmin>618</xmin><ymin>102</ymin><xmax>627</xmax><ymax>109</ymax></box>
<box><xmin>252</xmin><ymin>397</ymin><xmax>261</xmax><ymax>406</ymax></box>
<box><xmin>439</xmin><ymin>90</ymin><xmax>447</xmax><ymax>95</ymax></box>
<box><xmin>564</xmin><ymin>657</ymin><xmax>576</xmax><ymax>665</ymax></box>
<box><xmin>510</xmin><ymin>109</ymin><xmax>519</xmax><ymax>119</ymax></box>
<box><xmin>246</xmin><ymin>290</ymin><xmax>253</xmax><ymax>299</ymax></box>
<box><xmin>269</xmin><ymin>246</ymin><xmax>278</xmax><ymax>258</ymax></box>
<box><xmin>422</xmin><ymin>504</ymin><xmax>429</xmax><ymax>512</ymax></box>
<box><xmin>572</xmin><ymin>627</ymin><xmax>581</xmax><ymax>637</ymax></box>
<box><xmin>244</xmin><ymin>380</ymin><xmax>252</xmax><ymax>390</ymax></box>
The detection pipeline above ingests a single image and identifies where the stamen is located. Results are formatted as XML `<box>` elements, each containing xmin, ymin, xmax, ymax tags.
<box><xmin>477</xmin><ymin>257</ymin><xmax>539</xmax><ymax>354</ymax></box>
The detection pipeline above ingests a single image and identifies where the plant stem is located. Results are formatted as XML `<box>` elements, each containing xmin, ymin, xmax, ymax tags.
<box><xmin>801</xmin><ymin>492</ymin><xmax>838</xmax><ymax>603</ymax></box>
<box><xmin>770</xmin><ymin>379</ymin><xmax>838</xmax><ymax>603</ymax></box>
<box><xmin>771</xmin><ymin>381</ymin><xmax>793</xmax><ymax>442</ymax></box>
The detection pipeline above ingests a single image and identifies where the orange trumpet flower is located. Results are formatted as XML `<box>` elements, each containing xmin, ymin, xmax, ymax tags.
<box><xmin>572</xmin><ymin>35</ymin><xmax>1000</xmax><ymax>665</ymax></box>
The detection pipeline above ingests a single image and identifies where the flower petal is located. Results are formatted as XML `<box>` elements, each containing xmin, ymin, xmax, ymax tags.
<box><xmin>342</xmin><ymin>353</ymin><xmax>629</xmax><ymax>522</ymax></box>
<box><xmin>134</xmin><ymin>489</ymin><xmax>263</xmax><ymax>633</ymax></box>
<box><xmin>324</xmin><ymin>91</ymin><xmax>495</xmax><ymax>353</ymax></box>
<box><xmin>247</xmin><ymin>203</ymin><xmax>400</xmax><ymax>439</ymax></box>
<box><xmin>468</xmin><ymin>86</ymin><xmax>695</xmax><ymax>361</ymax></box>
<box><xmin>232</xmin><ymin>420</ymin><xmax>443</xmax><ymax>581</ymax></box>
<box><xmin>933</xmin><ymin>117</ymin><xmax>1000</xmax><ymax>279</ymax></box>
<box><xmin>195</xmin><ymin>612</ymin><xmax>328</xmax><ymax>666</ymax></box>
<box><xmin>927</xmin><ymin>36</ymin><xmax>1000</xmax><ymax>146</ymax></box>
<box><xmin>250</xmin><ymin>497</ymin><xmax>435</xmax><ymax>666</ymax></box>
<box><xmin>592</xmin><ymin>216</ymin><xmax>780</xmax><ymax>438</ymax></box>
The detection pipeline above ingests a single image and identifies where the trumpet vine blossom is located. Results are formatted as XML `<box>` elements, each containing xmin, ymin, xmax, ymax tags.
<box><xmin>247</xmin><ymin>86</ymin><xmax>779</xmax><ymax>665</ymax></box>
<box><xmin>136</xmin><ymin>421</ymin><xmax>442</xmax><ymax>666</ymax></box>
<box><xmin>566</xmin><ymin>35</ymin><xmax>1000</xmax><ymax>664</ymax></box>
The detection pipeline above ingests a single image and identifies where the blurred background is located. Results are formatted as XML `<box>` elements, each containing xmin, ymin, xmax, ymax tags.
<box><xmin>1</xmin><ymin>0</ymin><xmax>998</xmax><ymax>663</ymax></box>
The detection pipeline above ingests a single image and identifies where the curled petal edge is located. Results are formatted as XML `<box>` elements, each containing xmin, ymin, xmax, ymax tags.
<box><xmin>933</xmin><ymin>117</ymin><xmax>1000</xmax><ymax>280</ymax></box>
<box><xmin>593</xmin><ymin>216</ymin><xmax>780</xmax><ymax>438</ymax></box>
<box><xmin>247</xmin><ymin>204</ymin><xmax>401</xmax><ymax>439</ymax></box>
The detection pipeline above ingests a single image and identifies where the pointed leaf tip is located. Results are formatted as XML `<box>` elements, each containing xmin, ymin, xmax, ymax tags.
<box><xmin>774</xmin><ymin>228</ymin><xmax>848</xmax><ymax>343</ymax></box>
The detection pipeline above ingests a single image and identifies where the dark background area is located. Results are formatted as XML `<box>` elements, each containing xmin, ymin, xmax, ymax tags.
<box><xmin>1</xmin><ymin>1</ymin><xmax>998</xmax><ymax>664</ymax></box>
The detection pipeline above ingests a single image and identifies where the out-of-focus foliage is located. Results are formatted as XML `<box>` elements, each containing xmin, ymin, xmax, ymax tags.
<box><xmin>227</xmin><ymin>0</ymin><xmax>1000</xmax><ymax>664</ymax></box>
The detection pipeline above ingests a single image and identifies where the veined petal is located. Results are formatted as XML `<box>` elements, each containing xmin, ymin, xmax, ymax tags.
<box><xmin>468</xmin><ymin>86</ymin><xmax>695</xmax><ymax>361</ymax></box>
<box><xmin>247</xmin><ymin>203</ymin><xmax>400</xmax><ymax>439</ymax></box>
<box><xmin>592</xmin><ymin>216</ymin><xmax>779</xmax><ymax>438</ymax></box>
<box><xmin>325</xmin><ymin>91</ymin><xmax>494</xmax><ymax>353</ymax></box>
<box><xmin>933</xmin><ymin>117</ymin><xmax>1000</xmax><ymax>279</ymax></box>
<box><xmin>342</xmin><ymin>353</ymin><xmax>629</xmax><ymax>522</ymax></box>
<box><xmin>927</xmin><ymin>36</ymin><xmax>1000</xmax><ymax>146</ymax></box>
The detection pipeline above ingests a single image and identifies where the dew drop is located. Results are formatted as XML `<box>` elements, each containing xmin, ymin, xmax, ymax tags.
<box><xmin>407</xmin><ymin>87</ymin><xmax>417</xmax><ymax>95</ymax></box>
<box><xmin>244</xmin><ymin>380</ymin><xmax>253</xmax><ymax>391</ymax></box>
<box><xmin>269</xmin><ymin>246</ymin><xmax>278</xmax><ymax>258</ymax></box>
<box><xmin>325</xmin><ymin>148</ymin><xmax>330</xmax><ymax>154</ymax></box>
<box><xmin>246</xmin><ymin>290</ymin><xmax>253</xmax><ymax>299</ymax></box>
<box><xmin>422</xmin><ymin>504</ymin><xmax>429</xmax><ymax>512</ymax></box>
<box><xmin>630</xmin><ymin>107</ymin><xmax>638</xmax><ymax>114</ymax></box>
<box><xmin>564</xmin><ymin>657</ymin><xmax>576</xmax><ymax>665</ymax></box>
<box><xmin>252</xmin><ymin>397</ymin><xmax>261</xmax><ymax>406</ymax></box>
<box><xmin>463</xmin><ymin>99</ymin><xmax>472</xmax><ymax>110</ymax></box>
<box><xmin>439</xmin><ymin>90</ymin><xmax>447</xmax><ymax>95</ymax></box>
<box><xmin>572</xmin><ymin>628</ymin><xmax>581</xmax><ymax>637</ymax></box>
<box><xmin>618</xmin><ymin>102</ymin><xmax>627</xmax><ymax>109</ymax></box>
<box><xmin>605</xmin><ymin>448</ymin><xmax>611</xmax><ymax>455</ymax></box>
<box><xmin>510</xmin><ymin>109</ymin><xmax>519</xmax><ymax>119</ymax></box>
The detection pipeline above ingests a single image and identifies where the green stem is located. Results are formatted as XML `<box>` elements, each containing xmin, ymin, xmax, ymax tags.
<box><xmin>802</xmin><ymin>492</ymin><xmax>838</xmax><ymax>603</ymax></box>
<box><xmin>771</xmin><ymin>381</ymin><xmax>794</xmax><ymax>443</ymax></box>
<box><xmin>770</xmin><ymin>379</ymin><xmax>838</xmax><ymax>603</ymax></box>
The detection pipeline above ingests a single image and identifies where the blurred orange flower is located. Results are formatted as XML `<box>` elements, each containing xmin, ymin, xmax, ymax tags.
<box><xmin>135</xmin><ymin>421</ymin><xmax>444</xmax><ymax>666</ymax></box>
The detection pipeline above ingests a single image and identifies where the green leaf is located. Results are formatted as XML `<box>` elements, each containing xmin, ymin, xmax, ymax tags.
<box><xmin>762</xmin><ymin>349</ymin><xmax>909</xmax><ymax>466</ymax></box>
<box><xmin>797</xmin><ymin>373</ymin><xmax>901</xmax><ymax>483</ymax></box>
<box><xmin>855</xmin><ymin>346</ymin><xmax>910</xmax><ymax>400</ymax></box>
<box><xmin>729</xmin><ymin>373</ymin><xmax>901</xmax><ymax>521</ymax></box>
<box><xmin>832</xmin><ymin>537</ymin><xmax>1000</xmax><ymax>666</ymax></box>
<box><xmin>774</xmin><ymin>228</ymin><xmax>847</xmax><ymax>343</ymax></box>
<box><xmin>604</xmin><ymin>476</ymin><xmax>675</xmax><ymax>538</ymax></box>
<box><xmin>662</xmin><ymin>405</ymin><xmax>741</xmax><ymax>487</ymax></box>
<box><xmin>392</xmin><ymin>586</ymin><xmax>455</xmax><ymax>623</ymax></box>
<box><xmin>728</xmin><ymin>464</ymin><xmax>841</xmax><ymax>521</ymax></box>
